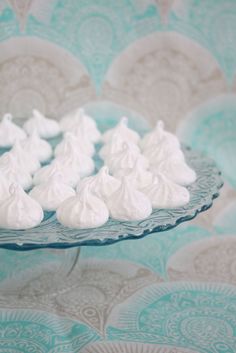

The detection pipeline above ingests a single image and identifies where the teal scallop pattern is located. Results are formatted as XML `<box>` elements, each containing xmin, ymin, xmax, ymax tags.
<box><xmin>25</xmin><ymin>0</ymin><xmax>161</xmax><ymax>88</ymax></box>
<box><xmin>0</xmin><ymin>0</ymin><xmax>20</xmax><ymax>40</ymax></box>
<box><xmin>0</xmin><ymin>309</ymin><xmax>100</xmax><ymax>352</ymax></box>
<box><xmin>169</xmin><ymin>0</ymin><xmax>236</xmax><ymax>84</ymax></box>
<box><xmin>1</xmin><ymin>0</ymin><xmax>236</xmax><ymax>86</ymax></box>
<box><xmin>178</xmin><ymin>95</ymin><xmax>236</xmax><ymax>189</ymax></box>
<box><xmin>107</xmin><ymin>282</ymin><xmax>236</xmax><ymax>353</ymax></box>
<box><xmin>81</xmin><ymin>224</ymin><xmax>210</xmax><ymax>279</ymax></box>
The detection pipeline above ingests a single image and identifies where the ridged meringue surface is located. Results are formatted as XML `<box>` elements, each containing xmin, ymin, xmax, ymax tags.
<box><xmin>54</xmin><ymin>140</ymin><xmax>95</xmax><ymax>178</ymax></box>
<box><xmin>142</xmin><ymin>174</ymin><xmax>190</xmax><ymax>208</ymax></box>
<box><xmin>29</xmin><ymin>175</ymin><xmax>76</xmax><ymax>211</ymax></box>
<box><xmin>54</xmin><ymin>132</ymin><xmax>95</xmax><ymax>157</ymax></box>
<box><xmin>102</xmin><ymin>117</ymin><xmax>140</xmax><ymax>144</ymax></box>
<box><xmin>77</xmin><ymin>166</ymin><xmax>121</xmax><ymax>201</ymax></box>
<box><xmin>140</xmin><ymin>120</ymin><xmax>180</xmax><ymax>151</ymax></box>
<box><xmin>21</xmin><ymin>130</ymin><xmax>53</xmax><ymax>163</ymax></box>
<box><xmin>33</xmin><ymin>160</ymin><xmax>80</xmax><ymax>188</ymax></box>
<box><xmin>0</xmin><ymin>114</ymin><xmax>26</xmax><ymax>147</ymax></box>
<box><xmin>99</xmin><ymin>132</ymin><xmax>140</xmax><ymax>161</ymax></box>
<box><xmin>151</xmin><ymin>157</ymin><xmax>197</xmax><ymax>186</ymax></box>
<box><xmin>0</xmin><ymin>184</ymin><xmax>43</xmax><ymax>230</ymax></box>
<box><xmin>143</xmin><ymin>141</ymin><xmax>185</xmax><ymax>166</ymax></box>
<box><xmin>11</xmin><ymin>141</ymin><xmax>41</xmax><ymax>175</ymax></box>
<box><xmin>0</xmin><ymin>171</ymin><xmax>11</xmax><ymax>202</ymax></box>
<box><xmin>0</xmin><ymin>152</ymin><xmax>32</xmax><ymax>190</ymax></box>
<box><xmin>60</xmin><ymin>108</ymin><xmax>94</xmax><ymax>130</ymax></box>
<box><xmin>123</xmin><ymin>159</ymin><xmax>153</xmax><ymax>190</ymax></box>
<box><xmin>108</xmin><ymin>142</ymin><xmax>149</xmax><ymax>176</ymax></box>
<box><xmin>23</xmin><ymin>109</ymin><xmax>61</xmax><ymax>139</ymax></box>
<box><xmin>71</xmin><ymin>113</ymin><xmax>101</xmax><ymax>143</ymax></box>
<box><xmin>107</xmin><ymin>178</ymin><xmax>152</xmax><ymax>221</ymax></box>
<box><xmin>57</xmin><ymin>184</ymin><xmax>109</xmax><ymax>229</ymax></box>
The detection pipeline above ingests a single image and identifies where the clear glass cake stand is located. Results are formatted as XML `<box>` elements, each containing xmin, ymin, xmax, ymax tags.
<box><xmin>0</xmin><ymin>146</ymin><xmax>223</xmax><ymax>297</ymax></box>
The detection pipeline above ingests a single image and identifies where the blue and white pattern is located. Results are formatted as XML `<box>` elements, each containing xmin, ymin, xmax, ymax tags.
<box><xmin>0</xmin><ymin>0</ymin><xmax>235</xmax><ymax>351</ymax></box>
<box><xmin>107</xmin><ymin>282</ymin><xmax>236</xmax><ymax>353</ymax></box>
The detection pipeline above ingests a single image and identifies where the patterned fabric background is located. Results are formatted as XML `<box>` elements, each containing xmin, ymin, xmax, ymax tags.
<box><xmin>0</xmin><ymin>0</ymin><xmax>236</xmax><ymax>352</ymax></box>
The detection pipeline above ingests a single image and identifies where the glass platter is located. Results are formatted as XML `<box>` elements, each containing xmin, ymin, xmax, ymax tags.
<box><xmin>0</xmin><ymin>146</ymin><xmax>223</xmax><ymax>251</ymax></box>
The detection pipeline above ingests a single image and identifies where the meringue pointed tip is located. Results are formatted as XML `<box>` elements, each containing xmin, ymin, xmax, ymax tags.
<box><xmin>32</xmin><ymin>109</ymin><xmax>43</xmax><ymax>118</ymax></box>
<box><xmin>100</xmin><ymin>165</ymin><xmax>109</xmax><ymax>174</ymax></box>
<box><xmin>3</xmin><ymin>113</ymin><xmax>13</xmax><ymax>121</ymax></box>
<box><xmin>78</xmin><ymin>108</ymin><xmax>85</xmax><ymax>115</ymax></box>
<box><xmin>156</xmin><ymin>120</ymin><xmax>164</xmax><ymax>130</ymax></box>
<box><xmin>120</xmin><ymin>116</ymin><xmax>128</xmax><ymax>125</ymax></box>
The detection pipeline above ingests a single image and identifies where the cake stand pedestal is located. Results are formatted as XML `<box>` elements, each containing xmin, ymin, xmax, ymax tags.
<box><xmin>0</xmin><ymin>149</ymin><xmax>223</xmax><ymax>297</ymax></box>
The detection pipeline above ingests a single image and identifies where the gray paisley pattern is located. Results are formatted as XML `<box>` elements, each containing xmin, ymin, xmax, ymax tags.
<box><xmin>81</xmin><ymin>341</ymin><xmax>200</xmax><ymax>353</ymax></box>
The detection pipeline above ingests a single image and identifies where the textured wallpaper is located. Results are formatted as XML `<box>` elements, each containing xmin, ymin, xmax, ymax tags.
<box><xmin>0</xmin><ymin>1</ymin><xmax>236</xmax><ymax>352</ymax></box>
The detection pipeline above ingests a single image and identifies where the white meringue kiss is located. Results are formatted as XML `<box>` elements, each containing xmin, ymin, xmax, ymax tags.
<box><xmin>108</xmin><ymin>142</ymin><xmax>149</xmax><ymax>176</ymax></box>
<box><xmin>102</xmin><ymin>117</ymin><xmax>140</xmax><ymax>144</ymax></box>
<box><xmin>0</xmin><ymin>183</ymin><xmax>43</xmax><ymax>230</ymax></box>
<box><xmin>11</xmin><ymin>140</ymin><xmax>41</xmax><ymax>175</ymax></box>
<box><xmin>54</xmin><ymin>140</ymin><xmax>95</xmax><ymax>178</ymax></box>
<box><xmin>107</xmin><ymin>178</ymin><xmax>152</xmax><ymax>221</ymax></box>
<box><xmin>142</xmin><ymin>174</ymin><xmax>190</xmax><ymax>208</ymax></box>
<box><xmin>54</xmin><ymin>132</ymin><xmax>95</xmax><ymax>158</ymax></box>
<box><xmin>77</xmin><ymin>166</ymin><xmax>121</xmax><ymax>201</ymax></box>
<box><xmin>33</xmin><ymin>160</ymin><xmax>80</xmax><ymax>188</ymax></box>
<box><xmin>21</xmin><ymin>130</ymin><xmax>53</xmax><ymax>163</ymax></box>
<box><xmin>0</xmin><ymin>152</ymin><xmax>32</xmax><ymax>190</ymax></box>
<box><xmin>123</xmin><ymin>159</ymin><xmax>153</xmax><ymax>190</ymax></box>
<box><xmin>143</xmin><ymin>141</ymin><xmax>185</xmax><ymax>165</ymax></box>
<box><xmin>0</xmin><ymin>114</ymin><xmax>26</xmax><ymax>147</ymax></box>
<box><xmin>99</xmin><ymin>131</ymin><xmax>140</xmax><ymax>161</ymax></box>
<box><xmin>60</xmin><ymin>108</ymin><xmax>101</xmax><ymax>143</ymax></box>
<box><xmin>140</xmin><ymin>120</ymin><xmax>180</xmax><ymax>151</ymax></box>
<box><xmin>29</xmin><ymin>175</ymin><xmax>76</xmax><ymax>211</ymax></box>
<box><xmin>57</xmin><ymin>184</ymin><xmax>109</xmax><ymax>229</ymax></box>
<box><xmin>151</xmin><ymin>157</ymin><xmax>197</xmax><ymax>186</ymax></box>
<box><xmin>23</xmin><ymin>109</ymin><xmax>61</xmax><ymax>139</ymax></box>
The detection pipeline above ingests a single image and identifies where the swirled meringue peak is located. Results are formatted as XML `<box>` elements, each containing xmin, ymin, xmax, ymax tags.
<box><xmin>124</xmin><ymin>159</ymin><xmax>153</xmax><ymax>190</ymax></box>
<box><xmin>23</xmin><ymin>109</ymin><xmax>61</xmax><ymax>139</ymax></box>
<box><xmin>140</xmin><ymin>120</ymin><xmax>180</xmax><ymax>151</ymax></box>
<box><xmin>77</xmin><ymin>166</ymin><xmax>121</xmax><ymax>202</ymax></box>
<box><xmin>142</xmin><ymin>174</ymin><xmax>190</xmax><ymax>208</ymax></box>
<box><xmin>29</xmin><ymin>174</ymin><xmax>76</xmax><ymax>211</ymax></box>
<box><xmin>60</xmin><ymin>108</ymin><xmax>96</xmax><ymax>131</ymax></box>
<box><xmin>0</xmin><ymin>152</ymin><xmax>32</xmax><ymax>190</ymax></box>
<box><xmin>107</xmin><ymin>178</ymin><xmax>152</xmax><ymax>221</ymax></box>
<box><xmin>151</xmin><ymin>157</ymin><xmax>197</xmax><ymax>186</ymax></box>
<box><xmin>0</xmin><ymin>171</ymin><xmax>11</xmax><ymax>202</ymax></box>
<box><xmin>60</xmin><ymin>108</ymin><xmax>100</xmax><ymax>143</ymax></box>
<box><xmin>72</xmin><ymin>111</ymin><xmax>101</xmax><ymax>143</ymax></box>
<box><xmin>54</xmin><ymin>139</ymin><xmax>95</xmax><ymax>178</ymax></box>
<box><xmin>108</xmin><ymin>142</ymin><xmax>149</xmax><ymax>176</ymax></box>
<box><xmin>33</xmin><ymin>159</ymin><xmax>80</xmax><ymax>188</ymax></box>
<box><xmin>21</xmin><ymin>129</ymin><xmax>53</xmax><ymax>163</ymax></box>
<box><xmin>54</xmin><ymin>132</ymin><xmax>95</xmax><ymax>158</ymax></box>
<box><xmin>99</xmin><ymin>131</ymin><xmax>140</xmax><ymax>161</ymax></box>
<box><xmin>0</xmin><ymin>183</ymin><xmax>43</xmax><ymax>230</ymax></box>
<box><xmin>102</xmin><ymin>117</ymin><xmax>140</xmax><ymax>144</ymax></box>
<box><xmin>143</xmin><ymin>140</ymin><xmax>185</xmax><ymax>166</ymax></box>
<box><xmin>0</xmin><ymin>113</ymin><xmax>26</xmax><ymax>147</ymax></box>
<box><xmin>11</xmin><ymin>140</ymin><xmax>41</xmax><ymax>175</ymax></box>
<box><xmin>57</xmin><ymin>183</ymin><xmax>109</xmax><ymax>229</ymax></box>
